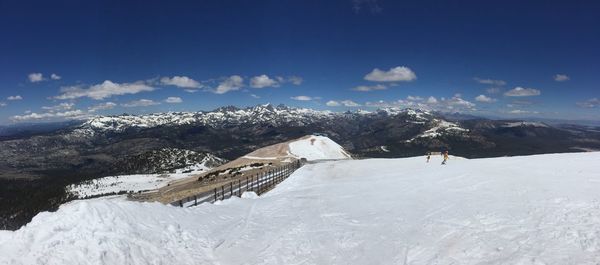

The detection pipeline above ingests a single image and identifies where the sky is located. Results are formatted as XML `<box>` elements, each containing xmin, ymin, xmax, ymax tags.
<box><xmin>0</xmin><ymin>0</ymin><xmax>599</xmax><ymax>124</ymax></box>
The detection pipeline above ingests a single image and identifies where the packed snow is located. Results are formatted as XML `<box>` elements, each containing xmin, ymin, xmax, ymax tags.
<box><xmin>288</xmin><ymin>135</ymin><xmax>352</xmax><ymax>161</ymax></box>
<box><xmin>3</xmin><ymin>152</ymin><xmax>600</xmax><ymax>264</ymax></box>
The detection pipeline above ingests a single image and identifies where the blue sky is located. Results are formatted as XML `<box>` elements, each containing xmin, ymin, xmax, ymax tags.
<box><xmin>0</xmin><ymin>0</ymin><xmax>599</xmax><ymax>124</ymax></box>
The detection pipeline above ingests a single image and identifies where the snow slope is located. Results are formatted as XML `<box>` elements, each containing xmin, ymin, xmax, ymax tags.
<box><xmin>288</xmin><ymin>135</ymin><xmax>351</xmax><ymax>161</ymax></box>
<box><xmin>3</xmin><ymin>153</ymin><xmax>600</xmax><ymax>264</ymax></box>
<box><xmin>67</xmin><ymin>161</ymin><xmax>215</xmax><ymax>198</ymax></box>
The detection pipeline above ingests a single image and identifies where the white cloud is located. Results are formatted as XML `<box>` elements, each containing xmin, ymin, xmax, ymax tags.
<box><xmin>0</xmin><ymin>102</ymin><xmax>6</xmax><ymax>107</ymax></box>
<box><xmin>121</xmin><ymin>99</ymin><xmax>160</xmax><ymax>108</ymax></box>
<box><xmin>486</xmin><ymin>87</ymin><xmax>501</xmax><ymax>94</ymax></box>
<box><xmin>88</xmin><ymin>102</ymin><xmax>117</xmax><ymax>112</ymax></box>
<box><xmin>352</xmin><ymin>0</ymin><xmax>383</xmax><ymax>13</ymax></box>
<box><xmin>326</xmin><ymin>100</ymin><xmax>361</xmax><ymax>107</ymax></box>
<box><xmin>364</xmin><ymin>66</ymin><xmax>416</xmax><ymax>82</ymax></box>
<box><xmin>291</xmin><ymin>95</ymin><xmax>313</xmax><ymax>101</ymax></box>
<box><xmin>352</xmin><ymin>84</ymin><xmax>387</xmax><ymax>92</ymax></box>
<box><xmin>577</xmin><ymin>98</ymin><xmax>600</xmax><ymax>108</ymax></box>
<box><xmin>250</xmin><ymin>75</ymin><xmax>279</xmax><ymax>88</ymax></box>
<box><xmin>475</xmin><ymin>94</ymin><xmax>496</xmax><ymax>103</ymax></box>
<box><xmin>28</xmin><ymin>73</ymin><xmax>44</xmax><ymax>82</ymax></box>
<box><xmin>444</xmin><ymin>95</ymin><xmax>476</xmax><ymax>109</ymax></box>
<box><xmin>341</xmin><ymin>100</ymin><xmax>361</xmax><ymax>107</ymax></box>
<box><xmin>42</xmin><ymin>102</ymin><xmax>74</xmax><ymax>112</ymax></box>
<box><xmin>56</xmin><ymin>80</ymin><xmax>155</xmax><ymax>100</ymax></box>
<box><xmin>504</xmin><ymin>87</ymin><xmax>541</xmax><ymax>97</ymax></box>
<box><xmin>426</xmin><ymin>96</ymin><xmax>438</xmax><ymax>104</ymax></box>
<box><xmin>365</xmin><ymin>99</ymin><xmax>420</xmax><ymax>108</ymax></box>
<box><xmin>507</xmin><ymin>109</ymin><xmax>539</xmax><ymax>114</ymax></box>
<box><xmin>365</xmin><ymin>94</ymin><xmax>475</xmax><ymax>112</ymax></box>
<box><xmin>326</xmin><ymin>100</ymin><xmax>341</xmax><ymax>107</ymax></box>
<box><xmin>51</xmin><ymin>73</ymin><xmax>61</xmax><ymax>80</ymax></box>
<box><xmin>184</xmin><ymin>89</ymin><xmax>199</xmax><ymax>93</ymax></box>
<box><xmin>406</xmin><ymin>95</ymin><xmax>423</xmax><ymax>101</ymax></box>
<box><xmin>10</xmin><ymin>110</ymin><xmax>87</xmax><ymax>122</ymax></box>
<box><xmin>213</xmin><ymin>75</ymin><xmax>244</xmax><ymax>94</ymax></box>
<box><xmin>554</xmin><ymin>74</ymin><xmax>570</xmax><ymax>82</ymax></box>
<box><xmin>160</xmin><ymin>76</ymin><xmax>201</xmax><ymax>88</ymax></box>
<box><xmin>250</xmin><ymin>75</ymin><xmax>302</xmax><ymax>88</ymax></box>
<box><xmin>165</xmin><ymin>97</ymin><xmax>183</xmax><ymax>103</ymax></box>
<box><xmin>7</xmin><ymin>95</ymin><xmax>23</xmax><ymax>101</ymax></box>
<box><xmin>250</xmin><ymin>94</ymin><xmax>261</xmax><ymax>99</ymax></box>
<box><xmin>474</xmin><ymin>77</ymin><xmax>506</xmax><ymax>86</ymax></box>
<box><xmin>288</xmin><ymin>76</ymin><xmax>303</xmax><ymax>85</ymax></box>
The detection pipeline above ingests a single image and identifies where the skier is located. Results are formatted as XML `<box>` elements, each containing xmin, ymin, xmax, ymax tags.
<box><xmin>426</xmin><ymin>152</ymin><xmax>431</xmax><ymax>163</ymax></box>
<box><xmin>441</xmin><ymin>150</ymin><xmax>449</xmax><ymax>165</ymax></box>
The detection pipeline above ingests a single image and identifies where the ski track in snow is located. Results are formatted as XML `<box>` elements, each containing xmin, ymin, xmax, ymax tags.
<box><xmin>2</xmin><ymin>153</ymin><xmax>600</xmax><ymax>264</ymax></box>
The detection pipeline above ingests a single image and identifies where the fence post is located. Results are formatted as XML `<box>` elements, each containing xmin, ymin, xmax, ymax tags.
<box><xmin>194</xmin><ymin>195</ymin><xmax>197</xmax><ymax>206</ymax></box>
<box><xmin>221</xmin><ymin>185</ymin><xmax>225</xmax><ymax>200</ymax></box>
<box><xmin>238</xmin><ymin>179</ymin><xmax>241</xmax><ymax>197</ymax></box>
<box><xmin>213</xmin><ymin>188</ymin><xmax>217</xmax><ymax>202</ymax></box>
<box><xmin>256</xmin><ymin>173</ymin><xmax>261</xmax><ymax>194</ymax></box>
<box><xmin>229</xmin><ymin>182</ymin><xmax>233</xmax><ymax>198</ymax></box>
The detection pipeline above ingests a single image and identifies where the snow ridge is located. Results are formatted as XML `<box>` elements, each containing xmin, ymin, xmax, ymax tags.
<box><xmin>77</xmin><ymin>105</ymin><xmax>440</xmax><ymax>135</ymax></box>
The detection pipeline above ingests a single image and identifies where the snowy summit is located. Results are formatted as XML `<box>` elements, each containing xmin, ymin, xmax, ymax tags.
<box><xmin>288</xmin><ymin>135</ymin><xmax>352</xmax><ymax>161</ymax></box>
<box><xmin>2</xmin><ymin>152</ymin><xmax>600</xmax><ymax>264</ymax></box>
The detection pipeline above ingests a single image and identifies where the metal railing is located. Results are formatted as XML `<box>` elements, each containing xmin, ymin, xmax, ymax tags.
<box><xmin>171</xmin><ymin>160</ymin><xmax>303</xmax><ymax>207</ymax></box>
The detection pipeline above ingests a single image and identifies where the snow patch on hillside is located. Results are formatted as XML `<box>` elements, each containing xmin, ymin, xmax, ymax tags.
<box><xmin>288</xmin><ymin>135</ymin><xmax>351</xmax><ymax>161</ymax></box>
<box><xmin>407</xmin><ymin>119</ymin><xmax>468</xmax><ymax>141</ymax></box>
<box><xmin>67</xmin><ymin>161</ymin><xmax>214</xmax><ymax>198</ymax></box>
<box><xmin>4</xmin><ymin>152</ymin><xmax>600</xmax><ymax>264</ymax></box>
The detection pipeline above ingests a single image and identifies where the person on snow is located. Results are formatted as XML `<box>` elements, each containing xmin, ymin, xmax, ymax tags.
<box><xmin>426</xmin><ymin>152</ymin><xmax>431</xmax><ymax>163</ymax></box>
<box><xmin>441</xmin><ymin>150</ymin><xmax>449</xmax><ymax>165</ymax></box>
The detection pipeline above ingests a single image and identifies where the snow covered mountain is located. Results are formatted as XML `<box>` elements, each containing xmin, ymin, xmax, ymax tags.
<box><xmin>3</xmin><ymin>152</ymin><xmax>600</xmax><ymax>264</ymax></box>
<box><xmin>78</xmin><ymin>104</ymin><xmax>338</xmax><ymax>133</ymax></box>
<box><xmin>2</xmin><ymin>104</ymin><xmax>600</xmax><ymax>230</ymax></box>
<box><xmin>113</xmin><ymin>148</ymin><xmax>226</xmax><ymax>174</ymax></box>
<box><xmin>288</xmin><ymin>135</ymin><xmax>352</xmax><ymax>161</ymax></box>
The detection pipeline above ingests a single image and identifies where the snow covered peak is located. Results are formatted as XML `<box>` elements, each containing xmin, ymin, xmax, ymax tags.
<box><xmin>77</xmin><ymin>104</ymin><xmax>443</xmax><ymax>135</ymax></box>
<box><xmin>80</xmin><ymin>105</ymin><xmax>337</xmax><ymax>133</ymax></box>
<box><xmin>288</xmin><ymin>135</ymin><xmax>352</xmax><ymax>161</ymax></box>
<box><xmin>407</xmin><ymin>118</ymin><xmax>469</xmax><ymax>142</ymax></box>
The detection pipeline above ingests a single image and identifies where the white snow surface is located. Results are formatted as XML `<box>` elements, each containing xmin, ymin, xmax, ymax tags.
<box><xmin>67</xmin><ymin>162</ymin><xmax>213</xmax><ymax>198</ymax></box>
<box><xmin>3</xmin><ymin>152</ymin><xmax>600</xmax><ymax>264</ymax></box>
<box><xmin>288</xmin><ymin>135</ymin><xmax>351</xmax><ymax>161</ymax></box>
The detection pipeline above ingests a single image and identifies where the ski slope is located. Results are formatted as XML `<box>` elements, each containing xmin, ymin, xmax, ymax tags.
<box><xmin>288</xmin><ymin>135</ymin><xmax>351</xmax><ymax>161</ymax></box>
<box><xmin>2</xmin><ymin>152</ymin><xmax>600</xmax><ymax>264</ymax></box>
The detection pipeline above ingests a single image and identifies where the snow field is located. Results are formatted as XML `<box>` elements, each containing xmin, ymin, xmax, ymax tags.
<box><xmin>67</xmin><ymin>162</ymin><xmax>212</xmax><ymax>198</ymax></box>
<box><xmin>288</xmin><ymin>135</ymin><xmax>351</xmax><ymax>161</ymax></box>
<box><xmin>2</xmin><ymin>152</ymin><xmax>600</xmax><ymax>264</ymax></box>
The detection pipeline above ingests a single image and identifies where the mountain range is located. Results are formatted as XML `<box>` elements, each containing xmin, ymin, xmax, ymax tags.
<box><xmin>2</xmin><ymin>103</ymin><xmax>600</xmax><ymax>180</ymax></box>
<box><xmin>1</xmin><ymin>104</ymin><xmax>600</xmax><ymax>229</ymax></box>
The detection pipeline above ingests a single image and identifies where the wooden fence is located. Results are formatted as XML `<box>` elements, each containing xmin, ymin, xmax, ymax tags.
<box><xmin>171</xmin><ymin>160</ymin><xmax>303</xmax><ymax>207</ymax></box>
